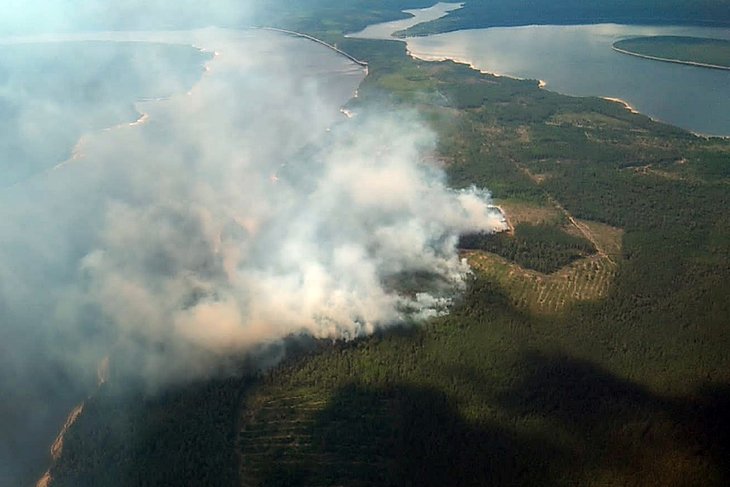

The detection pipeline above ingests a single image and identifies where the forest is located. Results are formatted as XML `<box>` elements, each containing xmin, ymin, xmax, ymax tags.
<box><xmin>398</xmin><ymin>0</ymin><xmax>730</xmax><ymax>36</ymax></box>
<box><xmin>47</xmin><ymin>1</ymin><xmax>730</xmax><ymax>486</ymax></box>
<box><xmin>459</xmin><ymin>223</ymin><xmax>596</xmax><ymax>274</ymax></box>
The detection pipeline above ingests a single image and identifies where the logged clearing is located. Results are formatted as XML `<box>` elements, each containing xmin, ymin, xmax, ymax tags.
<box><xmin>577</xmin><ymin>219</ymin><xmax>623</xmax><ymax>258</ymax></box>
<box><xmin>238</xmin><ymin>387</ymin><xmax>386</xmax><ymax>487</ymax></box>
<box><xmin>466</xmin><ymin>214</ymin><xmax>623</xmax><ymax>313</ymax></box>
<box><xmin>495</xmin><ymin>199</ymin><xmax>563</xmax><ymax>227</ymax></box>
<box><xmin>466</xmin><ymin>251</ymin><xmax>617</xmax><ymax>313</ymax></box>
<box><xmin>547</xmin><ymin>111</ymin><xmax>634</xmax><ymax>130</ymax></box>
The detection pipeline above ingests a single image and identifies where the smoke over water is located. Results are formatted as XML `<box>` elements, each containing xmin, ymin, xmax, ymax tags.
<box><xmin>1</xmin><ymin>28</ymin><xmax>505</xmax><ymax>390</ymax></box>
<box><xmin>0</xmin><ymin>10</ymin><xmax>505</xmax><ymax>482</ymax></box>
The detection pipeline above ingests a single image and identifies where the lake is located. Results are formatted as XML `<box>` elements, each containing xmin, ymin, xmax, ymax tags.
<box><xmin>352</xmin><ymin>7</ymin><xmax>730</xmax><ymax>136</ymax></box>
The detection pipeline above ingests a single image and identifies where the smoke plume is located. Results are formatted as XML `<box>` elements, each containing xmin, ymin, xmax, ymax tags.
<box><xmin>0</xmin><ymin>5</ymin><xmax>507</xmax><ymax>483</ymax></box>
<box><xmin>2</xmin><ymin>28</ymin><xmax>505</xmax><ymax>387</ymax></box>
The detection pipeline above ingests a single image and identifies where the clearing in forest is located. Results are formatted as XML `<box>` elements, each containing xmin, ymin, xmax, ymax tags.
<box><xmin>238</xmin><ymin>386</ymin><xmax>388</xmax><ymax>487</ymax></box>
<box><xmin>467</xmin><ymin>201</ymin><xmax>623</xmax><ymax>313</ymax></box>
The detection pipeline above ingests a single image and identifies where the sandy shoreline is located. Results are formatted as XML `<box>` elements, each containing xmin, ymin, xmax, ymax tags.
<box><xmin>601</xmin><ymin>96</ymin><xmax>639</xmax><ymax>114</ymax></box>
<box><xmin>404</xmin><ymin>46</ymin><xmax>550</xmax><ymax>90</ymax></box>
<box><xmin>612</xmin><ymin>46</ymin><xmax>730</xmax><ymax>71</ymax></box>
<box><xmin>35</xmin><ymin>403</ymin><xmax>84</xmax><ymax>487</ymax></box>
<box><xmin>601</xmin><ymin>96</ymin><xmax>729</xmax><ymax>138</ymax></box>
<box><xmin>358</xmin><ymin>3</ymin><xmax>730</xmax><ymax>138</ymax></box>
<box><xmin>403</xmin><ymin>42</ymin><xmax>728</xmax><ymax>138</ymax></box>
<box><xmin>399</xmin><ymin>41</ymin><xmax>653</xmax><ymax>120</ymax></box>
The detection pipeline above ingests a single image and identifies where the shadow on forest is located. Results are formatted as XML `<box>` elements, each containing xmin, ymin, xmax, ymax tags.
<box><xmin>50</xmin><ymin>377</ymin><xmax>249</xmax><ymax>487</ymax></box>
<box><xmin>489</xmin><ymin>353</ymin><xmax>730</xmax><ymax>485</ymax></box>
<box><xmin>517</xmin><ymin>354</ymin><xmax>729</xmax><ymax>482</ymax></box>
<box><xmin>255</xmin><ymin>353</ymin><xmax>730</xmax><ymax>487</ymax></box>
<box><xmin>256</xmin><ymin>382</ymin><xmax>562</xmax><ymax>487</ymax></box>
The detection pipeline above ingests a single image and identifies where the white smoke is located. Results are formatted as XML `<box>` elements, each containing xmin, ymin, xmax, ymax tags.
<box><xmin>0</xmin><ymin>28</ymin><xmax>505</xmax><ymax>387</ymax></box>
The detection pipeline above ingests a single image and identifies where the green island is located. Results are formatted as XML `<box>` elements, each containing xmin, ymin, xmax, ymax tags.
<box><xmin>47</xmin><ymin>2</ymin><xmax>730</xmax><ymax>487</ymax></box>
<box><xmin>613</xmin><ymin>36</ymin><xmax>730</xmax><ymax>70</ymax></box>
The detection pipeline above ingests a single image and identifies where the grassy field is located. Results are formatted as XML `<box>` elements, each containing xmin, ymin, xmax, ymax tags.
<box><xmin>614</xmin><ymin>36</ymin><xmax>730</xmax><ymax>68</ymax></box>
<box><xmin>50</xmin><ymin>4</ymin><xmax>730</xmax><ymax>487</ymax></box>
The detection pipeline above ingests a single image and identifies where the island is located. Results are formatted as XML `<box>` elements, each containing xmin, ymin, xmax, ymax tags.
<box><xmin>613</xmin><ymin>35</ymin><xmax>730</xmax><ymax>70</ymax></box>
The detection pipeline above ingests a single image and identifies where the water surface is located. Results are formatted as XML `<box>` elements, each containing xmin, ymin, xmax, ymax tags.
<box><xmin>349</xmin><ymin>2</ymin><xmax>462</xmax><ymax>40</ymax></box>
<box><xmin>354</xmin><ymin>8</ymin><xmax>730</xmax><ymax>136</ymax></box>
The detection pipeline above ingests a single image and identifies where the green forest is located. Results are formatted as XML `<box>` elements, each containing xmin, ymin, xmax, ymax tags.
<box><xmin>48</xmin><ymin>2</ymin><xmax>730</xmax><ymax>487</ymax></box>
<box><xmin>614</xmin><ymin>36</ymin><xmax>730</xmax><ymax>68</ymax></box>
<box><xmin>398</xmin><ymin>0</ymin><xmax>730</xmax><ymax>36</ymax></box>
<box><xmin>459</xmin><ymin>223</ymin><xmax>596</xmax><ymax>274</ymax></box>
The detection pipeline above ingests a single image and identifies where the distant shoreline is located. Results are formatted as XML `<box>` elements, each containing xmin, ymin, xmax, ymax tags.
<box><xmin>611</xmin><ymin>45</ymin><xmax>730</xmax><ymax>71</ymax></box>
<box><xmin>257</xmin><ymin>27</ymin><xmax>368</xmax><ymax>68</ymax></box>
